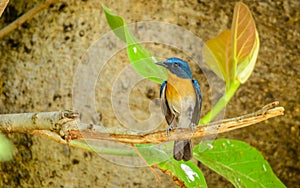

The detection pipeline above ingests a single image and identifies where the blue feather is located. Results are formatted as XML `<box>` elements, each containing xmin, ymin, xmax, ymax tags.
<box><xmin>192</xmin><ymin>80</ymin><xmax>202</xmax><ymax>102</ymax></box>
<box><xmin>164</xmin><ymin>57</ymin><xmax>192</xmax><ymax>79</ymax></box>
<box><xmin>160</xmin><ymin>81</ymin><xmax>167</xmax><ymax>97</ymax></box>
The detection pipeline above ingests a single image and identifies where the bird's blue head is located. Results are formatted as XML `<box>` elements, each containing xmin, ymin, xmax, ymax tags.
<box><xmin>156</xmin><ymin>57</ymin><xmax>192</xmax><ymax>79</ymax></box>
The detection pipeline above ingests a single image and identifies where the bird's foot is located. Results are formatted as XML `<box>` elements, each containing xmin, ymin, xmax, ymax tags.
<box><xmin>189</xmin><ymin>123</ymin><xmax>196</xmax><ymax>134</ymax></box>
<box><xmin>166</xmin><ymin>125</ymin><xmax>174</xmax><ymax>136</ymax></box>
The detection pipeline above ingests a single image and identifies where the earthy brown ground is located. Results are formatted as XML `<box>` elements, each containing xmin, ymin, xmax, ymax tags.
<box><xmin>0</xmin><ymin>0</ymin><xmax>299</xmax><ymax>187</ymax></box>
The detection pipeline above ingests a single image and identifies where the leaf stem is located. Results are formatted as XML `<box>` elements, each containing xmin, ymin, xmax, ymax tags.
<box><xmin>200</xmin><ymin>80</ymin><xmax>240</xmax><ymax>124</ymax></box>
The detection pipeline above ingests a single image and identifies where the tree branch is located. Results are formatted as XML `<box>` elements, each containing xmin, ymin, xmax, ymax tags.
<box><xmin>0</xmin><ymin>101</ymin><xmax>284</xmax><ymax>147</ymax></box>
<box><xmin>0</xmin><ymin>0</ymin><xmax>56</xmax><ymax>39</ymax></box>
<box><xmin>0</xmin><ymin>110</ymin><xmax>79</xmax><ymax>133</ymax></box>
<box><xmin>0</xmin><ymin>0</ymin><xmax>9</xmax><ymax>18</ymax></box>
<box><xmin>68</xmin><ymin>101</ymin><xmax>284</xmax><ymax>144</ymax></box>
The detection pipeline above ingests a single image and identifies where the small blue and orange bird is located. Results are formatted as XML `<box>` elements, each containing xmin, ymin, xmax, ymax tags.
<box><xmin>156</xmin><ymin>57</ymin><xmax>202</xmax><ymax>161</ymax></box>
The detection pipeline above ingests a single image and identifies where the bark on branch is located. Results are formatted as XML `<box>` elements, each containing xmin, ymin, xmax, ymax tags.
<box><xmin>0</xmin><ymin>110</ymin><xmax>79</xmax><ymax>133</ymax></box>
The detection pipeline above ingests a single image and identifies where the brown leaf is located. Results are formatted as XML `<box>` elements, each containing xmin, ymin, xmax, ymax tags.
<box><xmin>232</xmin><ymin>2</ymin><xmax>256</xmax><ymax>63</ymax></box>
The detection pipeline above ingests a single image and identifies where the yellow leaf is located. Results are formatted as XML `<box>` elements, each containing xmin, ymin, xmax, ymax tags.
<box><xmin>203</xmin><ymin>2</ymin><xmax>259</xmax><ymax>85</ymax></box>
<box><xmin>203</xmin><ymin>30</ymin><xmax>232</xmax><ymax>81</ymax></box>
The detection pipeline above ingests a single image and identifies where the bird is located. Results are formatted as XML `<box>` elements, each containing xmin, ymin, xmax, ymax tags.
<box><xmin>156</xmin><ymin>57</ymin><xmax>202</xmax><ymax>161</ymax></box>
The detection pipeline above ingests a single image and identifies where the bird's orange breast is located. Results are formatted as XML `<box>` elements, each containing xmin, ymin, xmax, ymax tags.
<box><xmin>165</xmin><ymin>71</ymin><xmax>196</xmax><ymax>104</ymax></box>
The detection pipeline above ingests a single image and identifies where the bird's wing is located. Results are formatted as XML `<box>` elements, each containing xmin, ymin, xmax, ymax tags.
<box><xmin>160</xmin><ymin>81</ymin><xmax>175</xmax><ymax>125</ymax></box>
<box><xmin>192</xmin><ymin>80</ymin><xmax>202</xmax><ymax>125</ymax></box>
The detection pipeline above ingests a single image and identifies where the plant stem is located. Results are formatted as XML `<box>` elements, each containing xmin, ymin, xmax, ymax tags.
<box><xmin>200</xmin><ymin>80</ymin><xmax>240</xmax><ymax>124</ymax></box>
<box><xmin>32</xmin><ymin>130</ymin><xmax>137</xmax><ymax>156</ymax></box>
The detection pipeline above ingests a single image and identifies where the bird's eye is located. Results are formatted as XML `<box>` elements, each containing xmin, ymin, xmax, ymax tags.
<box><xmin>174</xmin><ymin>63</ymin><xmax>179</xmax><ymax>66</ymax></box>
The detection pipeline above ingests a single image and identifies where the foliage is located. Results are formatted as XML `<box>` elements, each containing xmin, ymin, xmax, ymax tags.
<box><xmin>201</xmin><ymin>2</ymin><xmax>259</xmax><ymax>124</ymax></box>
<box><xmin>194</xmin><ymin>139</ymin><xmax>285</xmax><ymax>188</ymax></box>
<box><xmin>103</xmin><ymin>5</ymin><xmax>167</xmax><ymax>83</ymax></box>
<box><xmin>103</xmin><ymin>2</ymin><xmax>285</xmax><ymax>188</ymax></box>
<box><xmin>0</xmin><ymin>132</ymin><xmax>15</xmax><ymax>162</ymax></box>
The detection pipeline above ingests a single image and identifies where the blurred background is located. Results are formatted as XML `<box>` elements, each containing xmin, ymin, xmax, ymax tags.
<box><xmin>0</xmin><ymin>0</ymin><xmax>299</xmax><ymax>187</ymax></box>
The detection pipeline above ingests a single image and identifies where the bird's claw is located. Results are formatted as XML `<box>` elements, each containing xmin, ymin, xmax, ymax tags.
<box><xmin>166</xmin><ymin>125</ymin><xmax>174</xmax><ymax>136</ymax></box>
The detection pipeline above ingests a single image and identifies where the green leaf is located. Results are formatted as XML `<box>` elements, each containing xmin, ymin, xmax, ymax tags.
<box><xmin>102</xmin><ymin>5</ymin><xmax>127</xmax><ymax>42</ymax></box>
<box><xmin>158</xmin><ymin>159</ymin><xmax>207</xmax><ymax>188</ymax></box>
<box><xmin>136</xmin><ymin>143</ymin><xmax>172</xmax><ymax>165</ymax></box>
<box><xmin>194</xmin><ymin>139</ymin><xmax>286</xmax><ymax>188</ymax></box>
<box><xmin>0</xmin><ymin>133</ymin><xmax>15</xmax><ymax>162</ymax></box>
<box><xmin>136</xmin><ymin>143</ymin><xmax>207</xmax><ymax>187</ymax></box>
<box><xmin>102</xmin><ymin>5</ymin><xmax>167</xmax><ymax>83</ymax></box>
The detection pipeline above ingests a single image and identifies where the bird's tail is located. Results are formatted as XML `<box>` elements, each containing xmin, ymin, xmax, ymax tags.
<box><xmin>173</xmin><ymin>139</ymin><xmax>192</xmax><ymax>161</ymax></box>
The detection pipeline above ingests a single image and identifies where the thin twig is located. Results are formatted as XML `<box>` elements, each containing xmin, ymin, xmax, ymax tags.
<box><xmin>0</xmin><ymin>0</ymin><xmax>9</xmax><ymax>17</ymax></box>
<box><xmin>131</xmin><ymin>143</ymin><xmax>161</xmax><ymax>181</ymax></box>
<box><xmin>0</xmin><ymin>0</ymin><xmax>56</xmax><ymax>39</ymax></box>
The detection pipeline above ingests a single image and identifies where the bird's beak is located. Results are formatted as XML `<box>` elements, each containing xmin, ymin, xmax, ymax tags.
<box><xmin>155</xmin><ymin>62</ymin><xmax>167</xmax><ymax>67</ymax></box>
